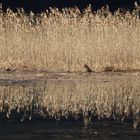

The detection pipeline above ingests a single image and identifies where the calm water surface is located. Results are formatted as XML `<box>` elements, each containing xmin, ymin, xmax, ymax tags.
<box><xmin>0</xmin><ymin>120</ymin><xmax>140</xmax><ymax>140</ymax></box>
<box><xmin>0</xmin><ymin>72</ymin><xmax>140</xmax><ymax>140</ymax></box>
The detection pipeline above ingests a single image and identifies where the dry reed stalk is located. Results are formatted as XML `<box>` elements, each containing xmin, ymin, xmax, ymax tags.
<box><xmin>0</xmin><ymin>7</ymin><xmax>140</xmax><ymax>72</ymax></box>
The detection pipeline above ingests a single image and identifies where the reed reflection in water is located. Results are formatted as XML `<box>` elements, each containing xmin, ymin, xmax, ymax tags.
<box><xmin>0</xmin><ymin>77</ymin><xmax>140</xmax><ymax>128</ymax></box>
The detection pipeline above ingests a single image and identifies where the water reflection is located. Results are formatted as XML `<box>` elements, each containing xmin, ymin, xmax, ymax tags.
<box><xmin>0</xmin><ymin>73</ymin><xmax>140</xmax><ymax>128</ymax></box>
<box><xmin>0</xmin><ymin>120</ymin><xmax>140</xmax><ymax>140</ymax></box>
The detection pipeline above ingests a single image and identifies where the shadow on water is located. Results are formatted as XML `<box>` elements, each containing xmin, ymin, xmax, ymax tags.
<box><xmin>0</xmin><ymin>72</ymin><xmax>140</xmax><ymax>139</ymax></box>
<box><xmin>0</xmin><ymin>120</ymin><xmax>140</xmax><ymax>140</ymax></box>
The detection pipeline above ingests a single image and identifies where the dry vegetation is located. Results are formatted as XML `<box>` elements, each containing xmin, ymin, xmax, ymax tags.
<box><xmin>0</xmin><ymin>77</ymin><xmax>140</xmax><ymax>128</ymax></box>
<box><xmin>0</xmin><ymin>6</ymin><xmax>140</xmax><ymax>72</ymax></box>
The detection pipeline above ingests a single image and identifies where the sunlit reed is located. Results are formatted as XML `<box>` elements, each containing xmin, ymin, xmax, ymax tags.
<box><xmin>0</xmin><ymin>7</ymin><xmax>140</xmax><ymax>72</ymax></box>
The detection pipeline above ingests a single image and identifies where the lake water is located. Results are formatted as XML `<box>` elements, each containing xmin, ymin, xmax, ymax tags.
<box><xmin>0</xmin><ymin>120</ymin><xmax>140</xmax><ymax>140</ymax></box>
<box><xmin>0</xmin><ymin>72</ymin><xmax>140</xmax><ymax>139</ymax></box>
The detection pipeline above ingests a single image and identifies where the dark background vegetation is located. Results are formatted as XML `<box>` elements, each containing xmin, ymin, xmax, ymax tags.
<box><xmin>1</xmin><ymin>0</ymin><xmax>140</xmax><ymax>13</ymax></box>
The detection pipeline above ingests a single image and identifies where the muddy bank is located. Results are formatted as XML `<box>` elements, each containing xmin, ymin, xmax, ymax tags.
<box><xmin>0</xmin><ymin>71</ymin><xmax>139</xmax><ymax>84</ymax></box>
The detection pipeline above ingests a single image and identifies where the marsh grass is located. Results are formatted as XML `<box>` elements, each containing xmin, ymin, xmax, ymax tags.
<box><xmin>0</xmin><ymin>77</ymin><xmax>140</xmax><ymax>127</ymax></box>
<box><xmin>0</xmin><ymin>7</ymin><xmax>140</xmax><ymax>72</ymax></box>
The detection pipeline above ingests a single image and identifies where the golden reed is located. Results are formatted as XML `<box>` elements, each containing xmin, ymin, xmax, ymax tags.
<box><xmin>0</xmin><ymin>7</ymin><xmax>140</xmax><ymax>72</ymax></box>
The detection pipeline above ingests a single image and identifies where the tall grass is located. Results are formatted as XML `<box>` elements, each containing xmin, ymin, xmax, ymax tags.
<box><xmin>0</xmin><ymin>77</ymin><xmax>140</xmax><ymax>127</ymax></box>
<box><xmin>0</xmin><ymin>7</ymin><xmax>140</xmax><ymax>72</ymax></box>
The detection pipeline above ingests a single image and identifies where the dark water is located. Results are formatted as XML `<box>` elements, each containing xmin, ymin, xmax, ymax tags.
<box><xmin>0</xmin><ymin>120</ymin><xmax>140</xmax><ymax>140</ymax></box>
<box><xmin>2</xmin><ymin>0</ymin><xmax>140</xmax><ymax>13</ymax></box>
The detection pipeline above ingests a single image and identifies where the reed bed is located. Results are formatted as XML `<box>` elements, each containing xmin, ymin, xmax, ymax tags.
<box><xmin>0</xmin><ymin>7</ymin><xmax>140</xmax><ymax>72</ymax></box>
<box><xmin>0</xmin><ymin>77</ymin><xmax>140</xmax><ymax>128</ymax></box>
